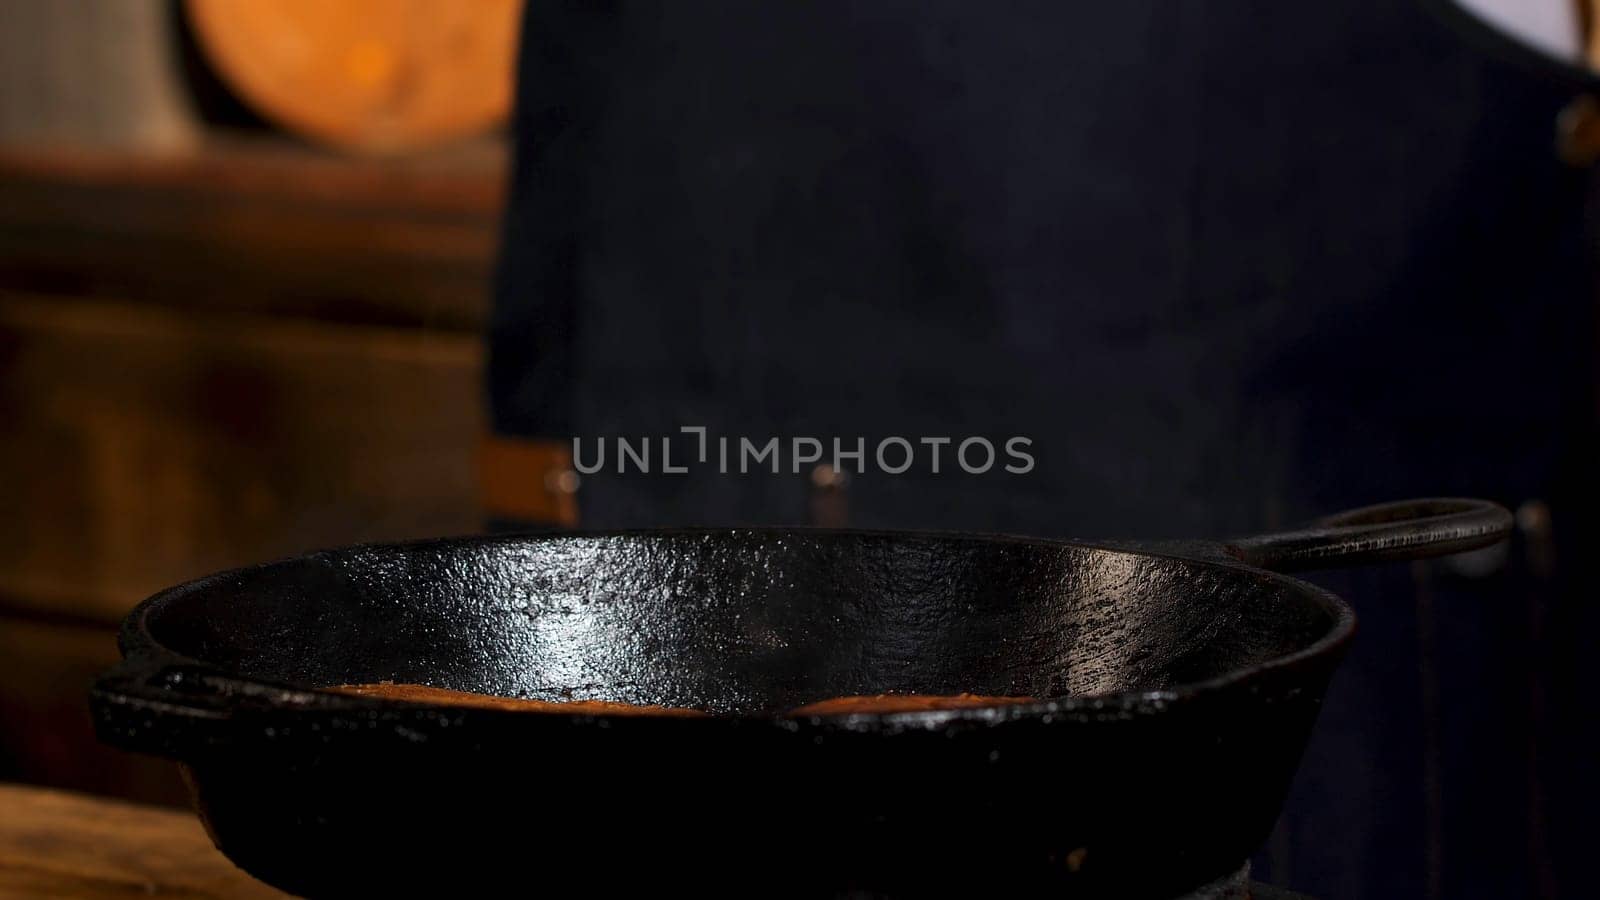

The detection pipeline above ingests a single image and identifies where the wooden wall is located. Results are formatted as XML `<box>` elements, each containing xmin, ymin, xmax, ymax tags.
<box><xmin>0</xmin><ymin>140</ymin><xmax>502</xmax><ymax>805</ymax></box>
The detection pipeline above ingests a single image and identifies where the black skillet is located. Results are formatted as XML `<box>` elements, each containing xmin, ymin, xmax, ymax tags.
<box><xmin>91</xmin><ymin>497</ymin><xmax>1509</xmax><ymax>898</ymax></box>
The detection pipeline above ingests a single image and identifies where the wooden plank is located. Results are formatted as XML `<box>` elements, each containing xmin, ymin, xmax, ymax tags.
<box><xmin>0</xmin><ymin>783</ymin><xmax>286</xmax><ymax>898</ymax></box>
<box><xmin>0</xmin><ymin>292</ymin><xmax>484</xmax><ymax>624</ymax></box>
<box><xmin>0</xmin><ymin>139</ymin><xmax>503</xmax><ymax>331</ymax></box>
<box><xmin>0</xmin><ymin>138</ymin><xmax>507</xmax><ymax>216</ymax></box>
<box><xmin>0</xmin><ymin>615</ymin><xmax>188</xmax><ymax>808</ymax></box>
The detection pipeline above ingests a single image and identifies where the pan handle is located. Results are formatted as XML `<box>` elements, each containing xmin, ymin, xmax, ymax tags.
<box><xmin>90</xmin><ymin>658</ymin><xmax>241</xmax><ymax>757</ymax></box>
<box><xmin>91</xmin><ymin>656</ymin><xmax>336</xmax><ymax>757</ymax></box>
<box><xmin>1222</xmin><ymin>497</ymin><xmax>1513</xmax><ymax>572</ymax></box>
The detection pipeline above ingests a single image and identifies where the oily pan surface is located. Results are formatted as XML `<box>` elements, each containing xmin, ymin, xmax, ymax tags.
<box><xmin>142</xmin><ymin>531</ymin><xmax>1340</xmax><ymax>715</ymax></box>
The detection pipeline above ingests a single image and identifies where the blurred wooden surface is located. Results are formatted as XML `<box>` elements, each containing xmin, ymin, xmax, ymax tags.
<box><xmin>0</xmin><ymin>293</ymin><xmax>484</xmax><ymax>622</ymax></box>
<box><xmin>0</xmin><ymin>139</ymin><xmax>503</xmax><ymax>330</ymax></box>
<box><xmin>0</xmin><ymin>139</ymin><xmax>499</xmax><ymax>803</ymax></box>
<box><xmin>0</xmin><ymin>783</ymin><xmax>287</xmax><ymax>898</ymax></box>
<box><xmin>480</xmin><ymin>435</ymin><xmax>580</xmax><ymax>526</ymax></box>
<box><xmin>0</xmin><ymin>615</ymin><xmax>188</xmax><ymax>807</ymax></box>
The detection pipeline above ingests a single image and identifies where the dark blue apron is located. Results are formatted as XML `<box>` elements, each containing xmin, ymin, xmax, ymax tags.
<box><xmin>491</xmin><ymin>3</ymin><xmax>1596</xmax><ymax>896</ymax></box>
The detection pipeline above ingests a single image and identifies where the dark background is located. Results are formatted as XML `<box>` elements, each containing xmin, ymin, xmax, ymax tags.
<box><xmin>489</xmin><ymin>5</ymin><xmax>1598</xmax><ymax>895</ymax></box>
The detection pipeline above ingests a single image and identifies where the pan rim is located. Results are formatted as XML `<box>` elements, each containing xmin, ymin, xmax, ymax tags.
<box><xmin>112</xmin><ymin>526</ymin><xmax>1357</xmax><ymax>732</ymax></box>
